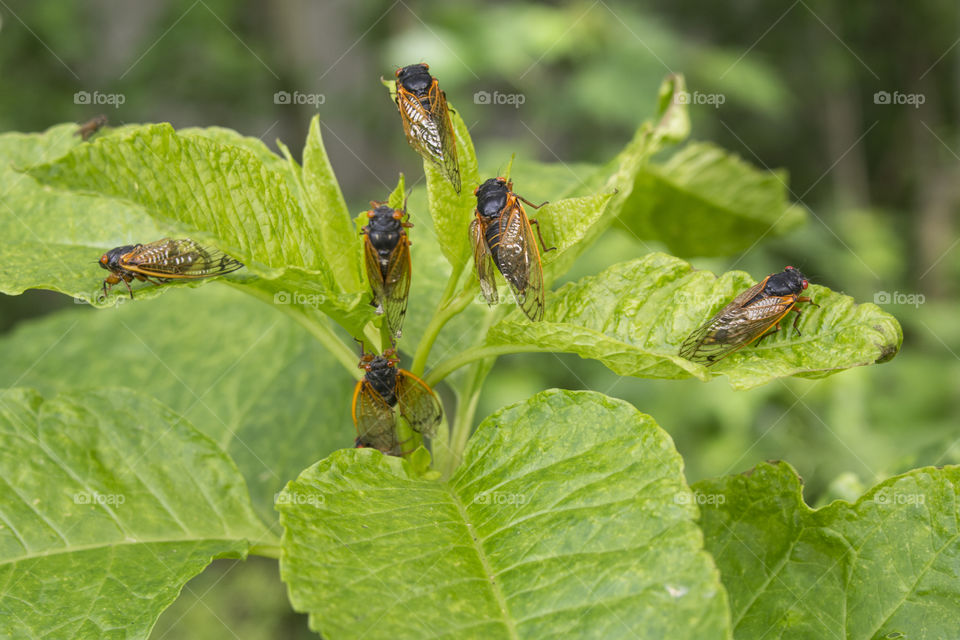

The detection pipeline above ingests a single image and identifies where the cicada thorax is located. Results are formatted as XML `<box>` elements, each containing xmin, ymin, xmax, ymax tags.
<box><xmin>475</xmin><ymin>178</ymin><xmax>510</xmax><ymax>263</ymax></box>
<box><xmin>363</xmin><ymin>355</ymin><xmax>399</xmax><ymax>406</ymax></box>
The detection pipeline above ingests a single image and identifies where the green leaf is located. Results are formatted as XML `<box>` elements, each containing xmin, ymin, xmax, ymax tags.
<box><xmin>487</xmin><ymin>252</ymin><xmax>901</xmax><ymax>390</ymax></box>
<box><xmin>0</xmin><ymin>125</ymin><xmax>164</xmax><ymax>301</ymax></box>
<box><xmin>652</xmin><ymin>73</ymin><xmax>691</xmax><ymax>146</ymax></box>
<box><xmin>618</xmin><ymin>142</ymin><xmax>806</xmax><ymax>257</ymax></box>
<box><xmin>301</xmin><ymin>115</ymin><xmax>363</xmax><ymax>291</ymax></box>
<box><xmin>277</xmin><ymin>390</ymin><xmax>730</xmax><ymax>639</ymax></box>
<box><xmin>0</xmin><ymin>388</ymin><xmax>265</xmax><ymax>639</ymax></box>
<box><xmin>695</xmin><ymin>461</ymin><xmax>960</xmax><ymax>639</ymax></box>
<box><xmin>0</xmin><ymin>286</ymin><xmax>356</xmax><ymax>527</ymax></box>
<box><xmin>19</xmin><ymin>123</ymin><xmax>371</xmax><ymax>331</ymax></box>
<box><xmin>26</xmin><ymin>123</ymin><xmax>327</xmax><ymax>274</ymax></box>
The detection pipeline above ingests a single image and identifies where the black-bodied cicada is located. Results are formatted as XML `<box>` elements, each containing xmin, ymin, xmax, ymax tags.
<box><xmin>470</xmin><ymin>177</ymin><xmax>553</xmax><ymax>322</ymax></box>
<box><xmin>361</xmin><ymin>201</ymin><xmax>412</xmax><ymax>341</ymax></box>
<box><xmin>351</xmin><ymin>346</ymin><xmax>443</xmax><ymax>455</ymax></box>
<box><xmin>98</xmin><ymin>238</ymin><xmax>243</xmax><ymax>299</ymax></box>
<box><xmin>679</xmin><ymin>266</ymin><xmax>818</xmax><ymax>366</ymax></box>
<box><xmin>393</xmin><ymin>63</ymin><xmax>460</xmax><ymax>193</ymax></box>
<box><xmin>76</xmin><ymin>115</ymin><xmax>108</xmax><ymax>141</ymax></box>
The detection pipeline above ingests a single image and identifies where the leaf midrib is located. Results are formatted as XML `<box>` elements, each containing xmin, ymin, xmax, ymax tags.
<box><xmin>445</xmin><ymin>484</ymin><xmax>520</xmax><ymax>640</ymax></box>
<box><xmin>0</xmin><ymin>535</ymin><xmax>249</xmax><ymax>567</ymax></box>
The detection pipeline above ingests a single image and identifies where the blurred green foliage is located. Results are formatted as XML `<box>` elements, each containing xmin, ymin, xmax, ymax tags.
<box><xmin>1</xmin><ymin>1</ymin><xmax>957</xmax><ymax>638</ymax></box>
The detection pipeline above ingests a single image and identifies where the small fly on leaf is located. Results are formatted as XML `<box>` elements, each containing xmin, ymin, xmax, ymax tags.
<box><xmin>98</xmin><ymin>238</ymin><xmax>243</xmax><ymax>300</ymax></box>
<box><xmin>361</xmin><ymin>201</ymin><xmax>412</xmax><ymax>341</ymax></box>
<box><xmin>470</xmin><ymin>177</ymin><xmax>554</xmax><ymax>322</ymax></box>
<box><xmin>75</xmin><ymin>115</ymin><xmax>108</xmax><ymax>141</ymax></box>
<box><xmin>679</xmin><ymin>266</ymin><xmax>819</xmax><ymax>366</ymax></box>
<box><xmin>393</xmin><ymin>63</ymin><xmax>461</xmax><ymax>193</ymax></box>
<box><xmin>352</xmin><ymin>345</ymin><xmax>443</xmax><ymax>456</ymax></box>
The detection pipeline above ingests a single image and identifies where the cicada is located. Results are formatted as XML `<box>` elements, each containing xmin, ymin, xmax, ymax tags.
<box><xmin>679</xmin><ymin>266</ymin><xmax>818</xmax><ymax>366</ymax></box>
<box><xmin>76</xmin><ymin>114</ymin><xmax>107</xmax><ymax>141</ymax></box>
<box><xmin>98</xmin><ymin>238</ymin><xmax>243</xmax><ymax>299</ymax></box>
<box><xmin>470</xmin><ymin>177</ymin><xmax>552</xmax><ymax>322</ymax></box>
<box><xmin>361</xmin><ymin>201</ymin><xmax>412</xmax><ymax>340</ymax></box>
<box><xmin>393</xmin><ymin>63</ymin><xmax>460</xmax><ymax>193</ymax></box>
<box><xmin>352</xmin><ymin>346</ymin><xmax>443</xmax><ymax>455</ymax></box>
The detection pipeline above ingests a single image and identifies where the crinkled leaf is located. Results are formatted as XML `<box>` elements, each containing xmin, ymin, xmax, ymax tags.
<box><xmin>488</xmin><ymin>252</ymin><xmax>901</xmax><ymax>390</ymax></box>
<box><xmin>0</xmin><ymin>388</ymin><xmax>265</xmax><ymax>639</ymax></box>
<box><xmin>18</xmin><ymin>124</ymin><xmax>371</xmax><ymax>330</ymax></box>
<box><xmin>277</xmin><ymin>390</ymin><xmax>730</xmax><ymax>639</ymax></box>
<box><xmin>302</xmin><ymin>115</ymin><xmax>363</xmax><ymax>291</ymax></box>
<box><xmin>0</xmin><ymin>125</ymin><xmax>164</xmax><ymax>301</ymax></box>
<box><xmin>695</xmin><ymin>461</ymin><xmax>960</xmax><ymax>639</ymax></box>
<box><xmin>618</xmin><ymin>142</ymin><xmax>806</xmax><ymax>257</ymax></box>
<box><xmin>0</xmin><ymin>286</ymin><xmax>356</xmax><ymax>527</ymax></box>
<box><xmin>26</xmin><ymin>123</ymin><xmax>325</xmax><ymax>273</ymax></box>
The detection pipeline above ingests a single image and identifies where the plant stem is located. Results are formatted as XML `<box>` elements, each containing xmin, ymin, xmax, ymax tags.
<box><xmin>410</xmin><ymin>265</ymin><xmax>470</xmax><ymax>377</ymax></box>
<box><xmin>249</xmin><ymin>543</ymin><xmax>282</xmax><ymax>560</ymax></box>
<box><xmin>425</xmin><ymin>343</ymin><xmax>541</xmax><ymax>387</ymax></box>
<box><xmin>443</xmin><ymin>358</ymin><xmax>494</xmax><ymax>477</ymax></box>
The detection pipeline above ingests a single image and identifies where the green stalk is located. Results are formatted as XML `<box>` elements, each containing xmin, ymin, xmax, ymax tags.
<box><xmin>410</xmin><ymin>264</ymin><xmax>470</xmax><ymax>377</ymax></box>
<box><xmin>249</xmin><ymin>543</ymin><xmax>282</xmax><ymax>560</ymax></box>
<box><xmin>442</xmin><ymin>358</ymin><xmax>494</xmax><ymax>477</ymax></box>
<box><xmin>424</xmin><ymin>343</ymin><xmax>540</xmax><ymax>387</ymax></box>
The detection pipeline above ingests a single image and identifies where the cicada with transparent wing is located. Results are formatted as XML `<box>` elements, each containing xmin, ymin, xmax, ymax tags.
<box><xmin>393</xmin><ymin>63</ymin><xmax>460</xmax><ymax>193</ymax></box>
<box><xmin>679</xmin><ymin>266</ymin><xmax>818</xmax><ymax>366</ymax></box>
<box><xmin>76</xmin><ymin>114</ymin><xmax>107</xmax><ymax>141</ymax></box>
<box><xmin>361</xmin><ymin>202</ymin><xmax>412</xmax><ymax>341</ymax></box>
<box><xmin>98</xmin><ymin>238</ymin><xmax>243</xmax><ymax>299</ymax></box>
<box><xmin>470</xmin><ymin>177</ymin><xmax>553</xmax><ymax>322</ymax></box>
<box><xmin>352</xmin><ymin>346</ymin><xmax>443</xmax><ymax>456</ymax></box>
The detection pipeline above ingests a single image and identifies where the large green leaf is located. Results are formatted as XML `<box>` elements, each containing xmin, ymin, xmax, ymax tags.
<box><xmin>0</xmin><ymin>286</ymin><xmax>355</xmax><ymax>527</ymax></box>
<box><xmin>487</xmin><ymin>252</ymin><xmax>901</xmax><ymax>390</ymax></box>
<box><xmin>618</xmin><ymin>142</ymin><xmax>806</xmax><ymax>257</ymax></box>
<box><xmin>20</xmin><ymin>123</ymin><xmax>371</xmax><ymax>330</ymax></box>
<box><xmin>0</xmin><ymin>125</ymin><xmax>164</xmax><ymax>301</ymax></box>
<box><xmin>0</xmin><ymin>388</ymin><xmax>265</xmax><ymax>639</ymax></box>
<box><xmin>695</xmin><ymin>461</ymin><xmax>960</xmax><ymax>639</ymax></box>
<box><xmin>277</xmin><ymin>390</ymin><xmax>730</xmax><ymax>639</ymax></box>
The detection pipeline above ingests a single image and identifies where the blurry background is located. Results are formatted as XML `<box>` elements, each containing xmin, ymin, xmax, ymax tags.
<box><xmin>1</xmin><ymin>0</ymin><xmax>958</xmax><ymax>637</ymax></box>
